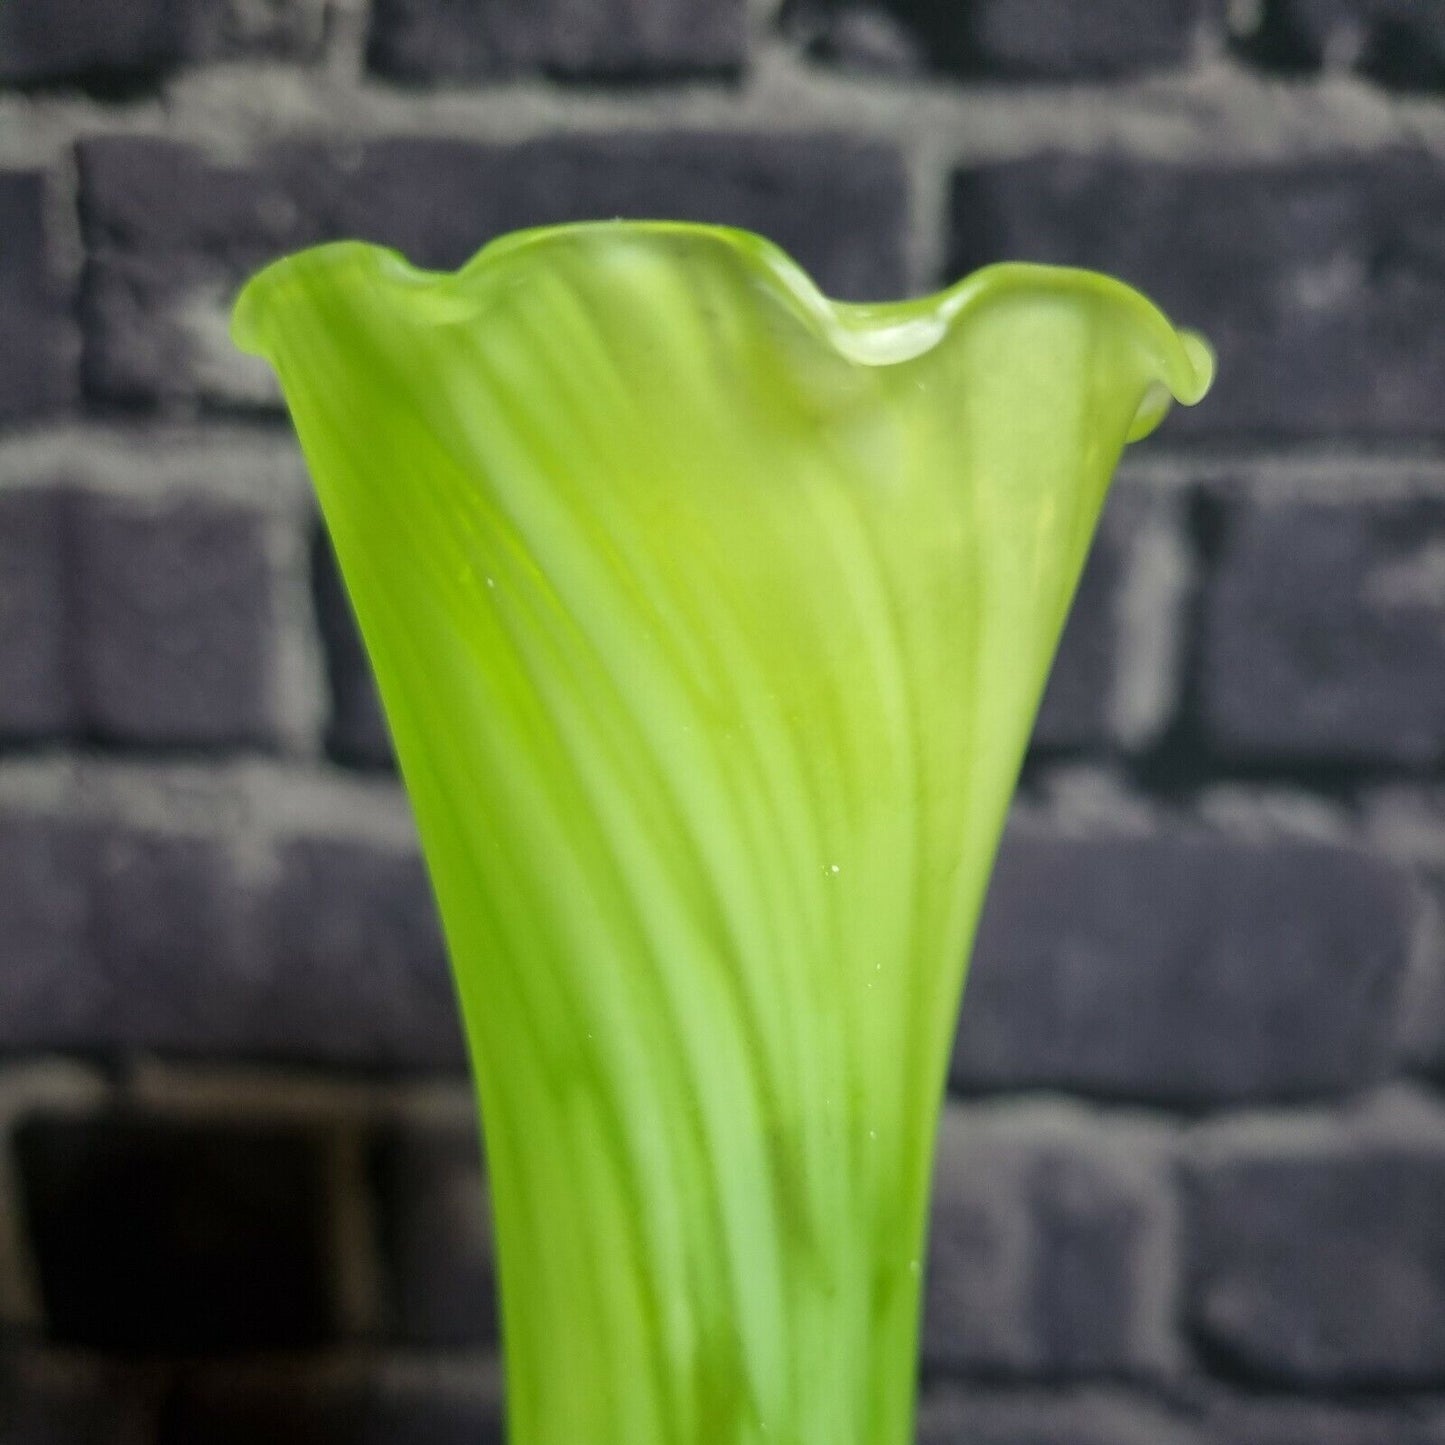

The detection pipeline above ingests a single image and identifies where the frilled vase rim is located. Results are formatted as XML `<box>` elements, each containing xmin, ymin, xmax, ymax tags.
<box><xmin>232</xmin><ymin>219</ymin><xmax>1214</xmax><ymax>426</ymax></box>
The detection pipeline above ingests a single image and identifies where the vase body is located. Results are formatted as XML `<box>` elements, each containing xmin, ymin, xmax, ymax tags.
<box><xmin>234</xmin><ymin>223</ymin><xmax>1210</xmax><ymax>1445</ymax></box>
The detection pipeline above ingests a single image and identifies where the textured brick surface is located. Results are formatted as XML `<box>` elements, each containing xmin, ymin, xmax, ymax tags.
<box><xmin>953</xmin><ymin>817</ymin><xmax>1414</xmax><ymax>1104</ymax></box>
<box><xmin>261</xmin><ymin>835</ymin><xmax>463</xmax><ymax>1069</ymax></box>
<box><xmin>372</xmin><ymin>1125</ymin><xmax>496</xmax><ymax>1346</ymax></box>
<box><xmin>917</xmin><ymin>1387</ymin><xmax>1202</xmax><ymax>1445</ymax></box>
<box><xmin>2</xmin><ymin>801</ymin><xmax>460</xmax><ymax>1063</ymax></box>
<box><xmin>1232</xmin><ymin>0</ymin><xmax>1445</xmax><ymax>90</ymax></box>
<box><xmin>1201</xmin><ymin>494</ymin><xmax>1445</xmax><ymax>766</ymax></box>
<box><xmin>948</xmin><ymin>153</ymin><xmax>1445</xmax><ymax>439</ymax></box>
<box><xmin>1186</xmin><ymin>1125</ymin><xmax>1445</xmax><ymax>1386</ymax></box>
<box><xmin>1397</xmin><ymin>924</ymin><xmax>1445</xmax><ymax>1084</ymax></box>
<box><xmin>783</xmin><ymin>5</ymin><xmax>924</xmax><ymax>72</ymax></box>
<box><xmin>923</xmin><ymin>1107</ymin><xmax>1175</xmax><ymax>1377</ymax></box>
<box><xmin>0</xmin><ymin>811</ymin><xmax>104</xmax><ymax>1052</ymax></box>
<box><xmin>15</xmin><ymin>1115</ymin><xmax>334</xmax><ymax>1350</ymax></box>
<box><xmin>90</xmin><ymin>824</ymin><xmax>249</xmax><ymax>1053</ymax></box>
<box><xmin>7</xmin><ymin>0</ymin><xmax>1445</xmax><ymax>1420</ymax></box>
<box><xmin>1032</xmin><ymin>490</ymin><xmax>1129</xmax><ymax>751</ymax></box>
<box><xmin>0</xmin><ymin>0</ymin><xmax>179</xmax><ymax>85</ymax></box>
<box><xmin>78</xmin><ymin>134</ymin><xmax>908</xmax><ymax>407</ymax></box>
<box><xmin>314</xmin><ymin>535</ymin><xmax>392</xmax><ymax>768</ymax></box>
<box><xmin>967</xmin><ymin>0</ymin><xmax>1207</xmax><ymax>76</ymax></box>
<box><xmin>786</xmin><ymin>0</ymin><xmax>1206</xmax><ymax>78</ymax></box>
<box><xmin>368</xmin><ymin>0</ymin><xmax>746</xmax><ymax>81</ymax></box>
<box><xmin>0</xmin><ymin>173</ymin><xmax>77</xmax><ymax>420</ymax></box>
<box><xmin>0</xmin><ymin>487</ymin><xmax>73</xmax><ymax>739</ymax></box>
<box><xmin>70</xmin><ymin>491</ymin><xmax>281</xmax><ymax>748</ymax></box>
<box><xmin>161</xmin><ymin>1368</ymin><xmax>502</xmax><ymax>1445</ymax></box>
<box><xmin>0</xmin><ymin>0</ymin><xmax>328</xmax><ymax>87</ymax></box>
<box><xmin>1201</xmin><ymin>1398</ymin><xmax>1445</xmax><ymax>1445</ymax></box>
<box><xmin>1033</xmin><ymin>481</ymin><xmax>1183</xmax><ymax>753</ymax></box>
<box><xmin>1368</xmin><ymin>794</ymin><xmax>1445</xmax><ymax>1079</ymax></box>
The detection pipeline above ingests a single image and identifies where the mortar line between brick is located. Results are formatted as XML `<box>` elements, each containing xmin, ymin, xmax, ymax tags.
<box><xmin>321</xmin><ymin>0</ymin><xmax>371</xmax><ymax>87</ymax></box>
<box><xmin>0</xmin><ymin>748</ymin><xmax>414</xmax><ymax>844</ymax></box>
<box><xmin>7</xmin><ymin>424</ymin><xmax>1445</xmax><ymax>503</ymax></box>
<box><xmin>0</xmin><ymin>743</ymin><xmax>1435</xmax><ymax>857</ymax></box>
<box><xmin>0</xmin><ymin>423</ymin><xmax>313</xmax><ymax>508</ymax></box>
<box><xmin>11</xmin><ymin>1340</ymin><xmax>507</xmax><ymax>1388</ymax></box>
<box><xmin>1123</xmin><ymin>451</ymin><xmax>1445</xmax><ymax>497</ymax></box>
<box><xmin>326</xmin><ymin>1121</ymin><xmax>386</xmax><ymax>1338</ymax></box>
<box><xmin>900</xmin><ymin>125</ymin><xmax>951</xmax><ymax>295</ymax></box>
<box><xmin>125</xmin><ymin>1057</ymin><xmax>475</xmax><ymax>1128</ymax></box>
<box><xmin>5</xmin><ymin>47</ymin><xmax>1445</xmax><ymax>171</ymax></box>
<box><xmin>0</xmin><ymin>1137</ymin><xmax>44</xmax><ymax>1330</ymax></box>
<box><xmin>266</xmin><ymin>504</ymin><xmax>330</xmax><ymax>762</ymax></box>
<box><xmin>0</xmin><ymin>1060</ymin><xmax>115</xmax><ymax>1331</ymax></box>
<box><xmin>1180</xmin><ymin>1081</ymin><xmax>1445</xmax><ymax>1148</ymax></box>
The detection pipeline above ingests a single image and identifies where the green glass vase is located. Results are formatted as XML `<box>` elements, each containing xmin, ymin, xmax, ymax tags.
<box><xmin>233</xmin><ymin>222</ymin><xmax>1211</xmax><ymax>1445</ymax></box>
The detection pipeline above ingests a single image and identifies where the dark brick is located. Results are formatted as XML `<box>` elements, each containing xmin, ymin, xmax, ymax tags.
<box><xmin>1396</xmin><ymin>920</ymin><xmax>1445</xmax><ymax>1083</ymax></box>
<box><xmin>1033</xmin><ymin>481</ymin><xmax>1182</xmax><ymax>752</ymax></box>
<box><xmin>162</xmin><ymin>1366</ymin><xmax>502</xmax><ymax>1445</ymax></box>
<box><xmin>0</xmin><ymin>0</ymin><xmax>327</xmax><ymax>89</ymax></box>
<box><xmin>76</xmin><ymin>135</ymin><xmax>454</xmax><ymax>409</ymax></box>
<box><xmin>779</xmin><ymin>3</ymin><xmax>925</xmax><ymax>73</ymax></box>
<box><xmin>78</xmin><ymin>131</ymin><xmax>907</xmax><ymax>282</ymax></box>
<box><xmin>14</xmin><ymin>1115</ymin><xmax>334</xmax><ymax>1351</ymax></box>
<box><xmin>923</xmin><ymin>1108</ymin><xmax>1174</xmax><ymax>1377</ymax></box>
<box><xmin>1201</xmin><ymin>494</ymin><xmax>1445</xmax><ymax>767</ymax></box>
<box><xmin>367</xmin><ymin>0</ymin><xmax>745</xmax><ymax>82</ymax></box>
<box><xmin>91</xmin><ymin>824</ymin><xmax>250</xmax><ymax>1053</ymax></box>
<box><xmin>1367</xmin><ymin>816</ymin><xmax>1445</xmax><ymax>1078</ymax></box>
<box><xmin>953</xmin><ymin>817</ymin><xmax>1413</xmax><ymax>1105</ymax></box>
<box><xmin>372</xmin><ymin>1124</ymin><xmax>495</xmax><ymax>1346</ymax></box>
<box><xmin>70</xmin><ymin>490</ymin><xmax>281</xmax><ymax>748</ymax></box>
<box><xmin>785</xmin><ymin>0</ymin><xmax>1206</xmax><ymax>78</ymax></box>
<box><xmin>968</xmin><ymin>0</ymin><xmax>1208</xmax><ymax>76</ymax></box>
<box><xmin>81</xmin><ymin>253</ymin><xmax>228</xmax><ymax>409</ymax></box>
<box><xmin>0</xmin><ymin>0</ymin><xmax>177</xmax><ymax>85</ymax></box>
<box><xmin>408</xmin><ymin>131</ymin><xmax>907</xmax><ymax>300</ymax></box>
<box><xmin>260</xmin><ymin>835</ymin><xmax>463</xmax><ymax>1069</ymax></box>
<box><xmin>0</xmin><ymin>173</ymin><xmax>77</xmax><ymax>419</ymax></box>
<box><xmin>1185</xmin><ymin>1126</ymin><xmax>1445</xmax><ymax>1386</ymax></box>
<box><xmin>1232</xmin><ymin>0</ymin><xmax>1445</xmax><ymax>90</ymax></box>
<box><xmin>0</xmin><ymin>488</ymin><xmax>73</xmax><ymax>739</ymax></box>
<box><xmin>0</xmin><ymin>1356</ymin><xmax>160</xmax><ymax>1445</ymax></box>
<box><xmin>78</xmin><ymin>133</ymin><xmax>908</xmax><ymax>408</ymax></box>
<box><xmin>948</xmin><ymin>153</ymin><xmax>1445</xmax><ymax>439</ymax></box>
<box><xmin>3</xmin><ymin>797</ymin><xmax>454</xmax><ymax>1064</ymax></box>
<box><xmin>1202</xmin><ymin>1397</ymin><xmax>1445</xmax><ymax>1445</ymax></box>
<box><xmin>79</xmin><ymin>139</ymin><xmax>335</xmax><ymax>270</ymax></box>
<box><xmin>917</xmin><ymin>1387</ymin><xmax>1202</xmax><ymax>1445</ymax></box>
<box><xmin>185</xmin><ymin>0</ymin><xmax>329</xmax><ymax>63</ymax></box>
<box><xmin>1032</xmin><ymin>516</ymin><xmax>1121</xmax><ymax>750</ymax></box>
<box><xmin>313</xmin><ymin>534</ymin><xmax>392</xmax><ymax>769</ymax></box>
<box><xmin>0</xmin><ymin>810</ymin><xmax>107</xmax><ymax>1052</ymax></box>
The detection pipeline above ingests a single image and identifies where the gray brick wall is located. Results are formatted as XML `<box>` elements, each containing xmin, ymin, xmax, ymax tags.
<box><xmin>3</xmin><ymin>2</ymin><xmax>1445</xmax><ymax>1442</ymax></box>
